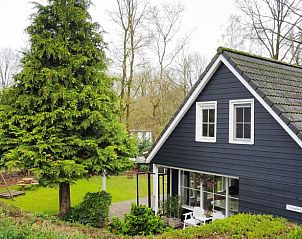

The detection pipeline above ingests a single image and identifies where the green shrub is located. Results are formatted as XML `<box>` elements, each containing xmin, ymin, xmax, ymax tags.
<box><xmin>65</xmin><ymin>191</ymin><xmax>112</xmax><ymax>227</ymax></box>
<box><xmin>138</xmin><ymin>164</ymin><xmax>149</xmax><ymax>172</ymax></box>
<box><xmin>288</xmin><ymin>226</ymin><xmax>302</xmax><ymax>239</ymax></box>
<box><xmin>151</xmin><ymin>214</ymin><xmax>295</xmax><ymax>239</ymax></box>
<box><xmin>138</xmin><ymin>138</ymin><xmax>152</xmax><ymax>156</ymax></box>
<box><xmin>109</xmin><ymin>204</ymin><xmax>169</xmax><ymax>236</ymax></box>
<box><xmin>159</xmin><ymin>195</ymin><xmax>183</xmax><ymax>218</ymax></box>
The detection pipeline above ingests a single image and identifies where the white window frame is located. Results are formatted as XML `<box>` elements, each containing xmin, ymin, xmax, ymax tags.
<box><xmin>229</xmin><ymin>99</ymin><xmax>254</xmax><ymax>145</ymax></box>
<box><xmin>196</xmin><ymin>101</ymin><xmax>217</xmax><ymax>143</ymax></box>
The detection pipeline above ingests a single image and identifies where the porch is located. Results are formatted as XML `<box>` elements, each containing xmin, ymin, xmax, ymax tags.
<box><xmin>137</xmin><ymin>164</ymin><xmax>239</xmax><ymax>220</ymax></box>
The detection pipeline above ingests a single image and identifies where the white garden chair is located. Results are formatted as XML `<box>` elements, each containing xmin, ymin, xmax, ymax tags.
<box><xmin>183</xmin><ymin>207</ymin><xmax>210</xmax><ymax>229</ymax></box>
<box><xmin>212</xmin><ymin>210</ymin><xmax>225</xmax><ymax>220</ymax></box>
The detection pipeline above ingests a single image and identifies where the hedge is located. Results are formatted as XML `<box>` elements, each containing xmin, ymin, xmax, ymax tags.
<box><xmin>150</xmin><ymin>214</ymin><xmax>297</xmax><ymax>239</ymax></box>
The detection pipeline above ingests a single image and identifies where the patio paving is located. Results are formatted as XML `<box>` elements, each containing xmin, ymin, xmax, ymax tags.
<box><xmin>109</xmin><ymin>196</ymin><xmax>151</xmax><ymax>220</ymax></box>
<box><xmin>109</xmin><ymin>193</ymin><xmax>168</xmax><ymax>221</ymax></box>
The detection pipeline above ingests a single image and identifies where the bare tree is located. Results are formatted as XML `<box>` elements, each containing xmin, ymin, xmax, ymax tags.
<box><xmin>221</xmin><ymin>14</ymin><xmax>249</xmax><ymax>51</ymax></box>
<box><xmin>109</xmin><ymin>0</ymin><xmax>149</xmax><ymax>129</ymax></box>
<box><xmin>149</xmin><ymin>1</ymin><xmax>188</xmax><ymax>80</ymax></box>
<box><xmin>174</xmin><ymin>49</ymin><xmax>207</xmax><ymax>98</ymax></box>
<box><xmin>148</xmin><ymin>1</ymin><xmax>189</xmax><ymax>135</ymax></box>
<box><xmin>0</xmin><ymin>48</ymin><xmax>20</xmax><ymax>89</ymax></box>
<box><xmin>236</xmin><ymin>0</ymin><xmax>302</xmax><ymax>60</ymax></box>
<box><xmin>288</xmin><ymin>30</ymin><xmax>302</xmax><ymax>64</ymax></box>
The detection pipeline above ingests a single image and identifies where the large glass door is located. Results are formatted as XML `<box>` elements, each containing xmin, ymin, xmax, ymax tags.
<box><xmin>179</xmin><ymin>170</ymin><xmax>239</xmax><ymax>217</ymax></box>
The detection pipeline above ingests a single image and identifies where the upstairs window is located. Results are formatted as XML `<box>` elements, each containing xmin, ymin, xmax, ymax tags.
<box><xmin>229</xmin><ymin>99</ymin><xmax>254</xmax><ymax>144</ymax></box>
<box><xmin>196</xmin><ymin>101</ymin><xmax>217</xmax><ymax>142</ymax></box>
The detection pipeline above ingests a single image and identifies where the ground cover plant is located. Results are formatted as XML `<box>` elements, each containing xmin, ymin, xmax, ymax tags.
<box><xmin>0</xmin><ymin>202</ymin><xmax>117</xmax><ymax>239</ymax></box>
<box><xmin>0</xmin><ymin>174</ymin><xmax>150</xmax><ymax>215</ymax></box>
<box><xmin>288</xmin><ymin>226</ymin><xmax>302</xmax><ymax>238</ymax></box>
<box><xmin>151</xmin><ymin>213</ymin><xmax>298</xmax><ymax>239</ymax></box>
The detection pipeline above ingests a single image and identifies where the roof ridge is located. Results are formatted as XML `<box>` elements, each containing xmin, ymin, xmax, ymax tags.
<box><xmin>217</xmin><ymin>47</ymin><xmax>302</xmax><ymax>70</ymax></box>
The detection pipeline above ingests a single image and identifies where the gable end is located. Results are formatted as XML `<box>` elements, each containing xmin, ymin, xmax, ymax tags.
<box><xmin>147</xmin><ymin>54</ymin><xmax>302</xmax><ymax>163</ymax></box>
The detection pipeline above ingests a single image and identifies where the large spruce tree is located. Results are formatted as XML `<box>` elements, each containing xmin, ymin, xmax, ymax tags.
<box><xmin>0</xmin><ymin>0</ymin><xmax>136</xmax><ymax>217</ymax></box>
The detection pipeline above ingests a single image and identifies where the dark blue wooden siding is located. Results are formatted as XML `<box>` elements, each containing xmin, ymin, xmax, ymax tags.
<box><xmin>152</xmin><ymin>63</ymin><xmax>302</xmax><ymax>223</ymax></box>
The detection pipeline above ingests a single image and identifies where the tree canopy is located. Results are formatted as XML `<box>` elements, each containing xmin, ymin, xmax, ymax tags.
<box><xmin>0</xmin><ymin>0</ymin><xmax>137</xmax><ymax>215</ymax></box>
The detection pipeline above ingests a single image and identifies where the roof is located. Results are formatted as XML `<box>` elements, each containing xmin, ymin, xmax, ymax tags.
<box><xmin>221</xmin><ymin>48</ymin><xmax>302</xmax><ymax>135</ymax></box>
<box><xmin>146</xmin><ymin>47</ymin><xmax>302</xmax><ymax>163</ymax></box>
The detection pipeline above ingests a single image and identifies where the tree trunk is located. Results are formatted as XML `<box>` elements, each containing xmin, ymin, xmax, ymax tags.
<box><xmin>59</xmin><ymin>182</ymin><xmax>71</xmax><ymax>218</ymax></box>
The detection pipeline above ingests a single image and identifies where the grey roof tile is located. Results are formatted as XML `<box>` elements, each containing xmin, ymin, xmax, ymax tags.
<box><xmin>292</xmin><ymin>121</ymin><xmax>302</xmax><ymax>131</ymax></box>
<box><xmin>280</xmin><ymin>114</ymin><xmax>291</xmax><ymax>125</ymax></box>
<box><xmin>223</xmin><ymin>48</ymin><xmax>302</xmax><ymax>140</ymax></box>
<box><xmin>289</xmin><ymin>123</ymin><xmax>300</xmax><ymax>134</ymax></box>
<box><xmin>263</xmin><ymin>96</ymin><xmax>274</xmax><ymax>107</ymax></box>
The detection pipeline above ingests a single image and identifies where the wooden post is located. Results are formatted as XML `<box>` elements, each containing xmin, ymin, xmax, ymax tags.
<box><xmin>0</xmin><ymin>172</ymin><xmax>14</xmax><ymax>201</ymax></box>
<box><xmin>148</xmin><ymin>172</ymin><xmax>151</xmax><ymax>208</ymax></box>
<box><xmin>102</xmin><ymin>170</ymin><xmax>106</xmax><ymax>191</ymax></box>
<box><xmin>157</xmin><ymin>174</ymin><xmax>160</xmax><ymax>206</ymax></box>
<box><xmin>225</xmin><ymin>177</ymin><xmax>229</xmax><ymax>217</ymax></box>
<box><xmin>200</xmin><ymin>181</ymin><xmax>203</xmax><ymax>210</ymax></box>
<box><xmin>162</xmin><ymin>174</ymin><xmax>165</xmax><ymax>203</ymax></box>
<box><xmin>136</xmin><ymin>173</ymin><xmax>139</xmax><ymax>206</ymax></box>
<box><xmin>169</xmin><ymin>169</ymin><xmax>172</xmax><ymax>196</ymax></box>
<box><xmin>153</xmin><ymin>164</ymin><xmax>159</xmax><ymax>213</ymax></box>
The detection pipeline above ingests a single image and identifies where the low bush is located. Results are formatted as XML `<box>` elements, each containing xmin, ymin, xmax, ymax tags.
<box><xmin>151</xmin><ymin>214</ymin><xmax>296</xmax><ymax>239</ymax></box>
<box><xmin>288</xmin><ymin>226</ymin><xmax>302</xmax><ymax>239</ymax></box>
<box><xmin>109</xmin><ymin>204</ymin><xmax>169</xmax><ymax>236</ymax></box>
<box><xmin>64</xmin><ymin>191</ymin><xmax>112</xmax><ymax>227</ymax></box>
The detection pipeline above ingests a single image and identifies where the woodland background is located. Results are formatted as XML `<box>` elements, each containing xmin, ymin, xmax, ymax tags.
<box><xmin>2</xmin><ymin>0</ymin><xmax>302</xmax><ymax>141</ymax></box>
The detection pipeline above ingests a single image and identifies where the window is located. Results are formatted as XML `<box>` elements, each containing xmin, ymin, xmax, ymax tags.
<box><xmin>179</xmin><ymin>169</ymin><xmax>239</xmax><ymax>217</ymax></box>
<box><xmin>196</xmin><ymin>101</ymin><xmax>217</xmax><ymax>142</ymax></box>
<box><xmin>229</xmin><ymin>99</ymin><xmax>254</xmax><ymax>144</ymax></box>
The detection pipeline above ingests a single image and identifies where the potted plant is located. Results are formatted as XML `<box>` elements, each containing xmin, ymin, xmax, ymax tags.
<box><xmin>160</xmin><ymin>195</ymin><xmax>183</xmax><ymax>228</ymax></box>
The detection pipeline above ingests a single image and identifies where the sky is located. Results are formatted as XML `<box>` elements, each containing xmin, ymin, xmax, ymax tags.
<box><xmin>0</xmin><ymin>0</ymin><xmax>236</xmax><ymax>60</ymax></box>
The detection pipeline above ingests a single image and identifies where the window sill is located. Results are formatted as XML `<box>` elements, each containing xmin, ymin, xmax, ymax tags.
<box><xmin>229</xmin><ymin>139</ymin><xmax>254</xmax><ymax>145</ymax></box>
<box><xmin>196</xmin><ymin>137</ymin><xmax>216</xmax><ymax>143</ymax></box>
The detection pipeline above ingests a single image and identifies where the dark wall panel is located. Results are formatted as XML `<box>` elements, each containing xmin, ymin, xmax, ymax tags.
<box><xmin>171</xmin><ymin>169</ymin><xmax>179</xmax><ymax>196</ymax></box>
<box><xmin>152</xmin><ymin>63</ymin><xmax>302</xmax><ymax>223</ymax></box>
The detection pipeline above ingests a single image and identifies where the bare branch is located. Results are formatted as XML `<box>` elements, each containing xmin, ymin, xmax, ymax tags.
<box><xmin>0</xmin><ymin>48</ymin><xmax>20</xmax><ymax>89</ymax></box>
<box><xmin>236</xmin><ymin>0</ymin><xmax>302</xmax><ymax>60</ymax></box>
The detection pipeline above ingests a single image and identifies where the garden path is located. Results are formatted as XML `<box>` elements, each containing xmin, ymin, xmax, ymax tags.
<box><xmin>109</xmin><ymin>197</ymin><xmax>148</xmax><ymax>221</ymax></box>
<box><xmin>109</xmin><ymin>196</ymin><xmax>152</xmax><ymax>220</ymax></box>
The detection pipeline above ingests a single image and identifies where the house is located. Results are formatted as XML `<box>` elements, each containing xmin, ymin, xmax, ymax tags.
<box><xmin>130</xmin><ymin>129</ymin><xmax>153</xmax><ymax>142</ymax></box>
<box><xmin>146</xmin><ymin>47</ymin><xmax>302</xmax><ymax>223</ymax></box>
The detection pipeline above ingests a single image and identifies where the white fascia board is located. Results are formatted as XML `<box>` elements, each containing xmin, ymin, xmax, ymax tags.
<box><xmin>146</xmin><ymin>56</ymin><xmax>223</xmax><ymax>163</ymax></box>
<box><xmin>220</xmin><ymin>56</ymin><xmax>302</xmax><ymax>149</ymax></box>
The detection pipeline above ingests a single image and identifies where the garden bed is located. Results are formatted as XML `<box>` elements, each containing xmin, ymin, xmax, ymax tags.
<box><xmin>0</xmin><ymin>201</ymin><xmax>301</xmax><ymax>239</ymax></box>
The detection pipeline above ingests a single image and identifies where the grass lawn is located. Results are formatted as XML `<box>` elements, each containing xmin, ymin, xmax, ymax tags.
<box><xmin>0</xmin><ymin>174</ymin><xmax>151</xmax><ymax>215</ymax></box>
